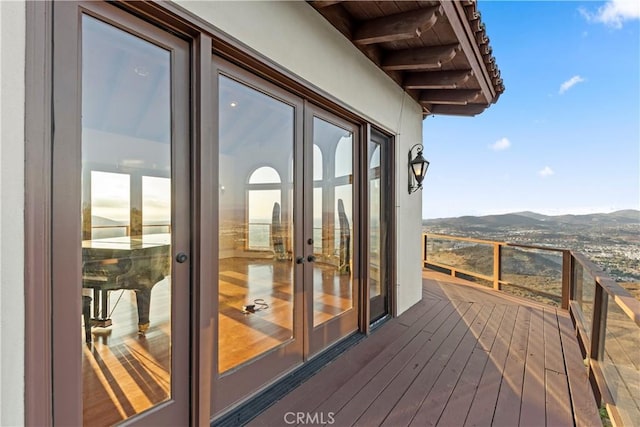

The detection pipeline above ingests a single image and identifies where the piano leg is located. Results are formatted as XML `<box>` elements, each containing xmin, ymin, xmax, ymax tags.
<box><xmin>82</xmin><ymin>295</ymin><xmax>92</xmax><ymax>343</ymax></box>
<box><xmin>135</xmin><ymin>288</ymin><xmax>151</xmax><ymax>336</ymax></box>
<box><xmin>91</xmin><ymin>288</ymin><xmax>112</xmax><ymax>327</ymax></box>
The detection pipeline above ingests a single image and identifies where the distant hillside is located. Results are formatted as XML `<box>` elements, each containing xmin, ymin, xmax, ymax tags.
<box><xmin>424</xmin><ymin>209</ymin><xmax>639</xmax><ymax>230</ymax></box>
<box><xmin>422</xmin><ymin>209</ymin><xmax>640</xmax><ymax>285</ymax></box>
<box><xmin>91</xmin><ymin>215</ymin><xmax>127</xmax><ymax>226</ymax></box>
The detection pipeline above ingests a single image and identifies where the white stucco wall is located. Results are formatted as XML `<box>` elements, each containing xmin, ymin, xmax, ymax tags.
<box><xmin>0</xmin><ymin>1</ymin><xmax>26</xmax><ymax>425</ymax></box>
<box><xmin>177</xmin><ymin>0</ymin><xmax>424</xmax><ymax>315</ymax></box>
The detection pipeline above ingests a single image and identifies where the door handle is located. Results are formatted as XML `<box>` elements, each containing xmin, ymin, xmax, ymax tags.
<box><xmin>295</xmin><ymin>256</ymin><xmax>305</xmax><ymax>264</ymax></box>
<box><xmin>307</xmin><ymin>255</ymin><xmax>316</xmax><ymax>263</ymax></box>
<box><xmin>176</xmin><ymin>252</ymin><xmax>188</xmax><ymax>263</ymax></box>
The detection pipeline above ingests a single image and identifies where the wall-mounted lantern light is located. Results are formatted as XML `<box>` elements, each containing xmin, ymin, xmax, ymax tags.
<box><xmin>408</xmin><ymin>144</ymin><xmax>429</xmax><ymax>194</ymax></box>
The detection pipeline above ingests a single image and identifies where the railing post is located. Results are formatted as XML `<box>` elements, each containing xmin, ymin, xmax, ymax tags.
<box><xmin>422</xmin><ymin>234</ymin><xmax>427</xmax><ymax>268</ymax></box>
<box><xmin>590</xmin><ymin>283</ymin><xmax>608</xmax><ymax>361</ymax></box>
<box><xmin>493</xmin><ymin>243</ymin><xmax>501</xmax><ymax>290</ymax></box>
<box><xmin>561</xmin><ymin>250</ymin><xmax>572</xmax><ymax>310</ymax></box>
<box><xmin>587</xmin><ymin>282</ymin><xmax>608</xmax><ymax>405</ymax></box>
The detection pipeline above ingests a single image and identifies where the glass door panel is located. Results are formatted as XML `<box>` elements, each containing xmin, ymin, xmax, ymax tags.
<box><xmin>311</xmin><ymin>118</ymin><xmax>354</xmax><ymax>327</ymax></box>
<box><xmin>369</xmin><ymin>130</ymin><xmax>391</xmax><ymax>322</ymax></box>
<box><xmin>369</xmin><ymin>145</ymin><xmax>382</xmax><ymax>299</ymax></box>
<box><xmin>217</xmin><ymin>75</ymin><xmax>296</xmax><ymax>373</ymax></box>
<box><xmin>80</xmin><ymin>13</ymin><xmax>183</xmax><ymax>426</ymax></box>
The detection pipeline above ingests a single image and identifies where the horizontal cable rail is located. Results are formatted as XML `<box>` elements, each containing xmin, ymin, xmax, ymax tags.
<box><xmin>423</xmin><ymin>233</ymin><xmax>640</xmax><ymax>426</ymax></box>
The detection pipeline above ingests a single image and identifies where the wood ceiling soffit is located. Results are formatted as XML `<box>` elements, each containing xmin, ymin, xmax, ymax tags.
<box><xmin>403</xmin><ymin>70</ymin><xmax>473</xmax><ymax>89</ymax></box>
<box><xmin>382</xmin><ymin>44</ymin><xmax>461</xmax><ymax>71</ymax></box>
<box><xmin>430</xmin><ymin>103</ymin><xmax>487</xmax><ymax>116</ymax></box>
<box><xmin>353</xmin><ymin>5</ymin><xmax>442</xmax><ymax>45</ymax></box>
<box><xmin>308</xmin><ymin>0</ymin><xmax>504</xmax><ymax>116</ymax></box>
<box><xmin>420</xmin><ymin>89</ymin><xmax>481</xmax><ymax>105</ymax></box>
<box><xmin>309</xmin><ymin>1</ymin><xmax>344</xmax><ymax>8</ymax></box>
<box><xmin>315</xmin><ymin>3</ymin><xmax>354</xmax><ymax>39</ymax></box>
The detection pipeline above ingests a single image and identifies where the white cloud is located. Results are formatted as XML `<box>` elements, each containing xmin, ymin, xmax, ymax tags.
<box><xmin>489</xmin><ymin>137</ymin><xmax>511</xmax><ymax>151</ymax></box>
<box><xmin>559</xmin><ymin>75</ymin><xmax>586</xmax><ymax>94</ymax></box>
<box><xmin>579</xmin><ymin>0</ymin><xmax>640</xmax><ymax>29</ymax></box>
<box><xmin>538</xmin><ymin>166</ymin><xmax>555</xmax><ymax>177</ymax></box>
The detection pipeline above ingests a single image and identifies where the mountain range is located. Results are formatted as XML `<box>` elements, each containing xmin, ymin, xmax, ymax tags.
<box><xmin>422</xmin><ymin>209</ymin><xmax>639</xmax><ymax>284</ymax></box>
<box><xmin>423</xmin><ymin>209</ymin><xmax>639</xmax><ymax>230</ymax></box>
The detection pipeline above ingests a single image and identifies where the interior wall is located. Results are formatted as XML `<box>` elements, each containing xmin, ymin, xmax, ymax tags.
<box><xmin>0</xmin><ymin>1</ymin><xmax>26</xmax><ymax>425</ymax></box>
<box><xmin>177</xmin><ymin>0</ymin><xmax>424</xmax><ymax>315</ymax></box>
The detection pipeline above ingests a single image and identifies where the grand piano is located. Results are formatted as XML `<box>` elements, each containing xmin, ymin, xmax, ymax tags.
<box><xmin>82</xmin><ymin>234</ymin><xmax>171</xmax><ymax>343</ymax></box>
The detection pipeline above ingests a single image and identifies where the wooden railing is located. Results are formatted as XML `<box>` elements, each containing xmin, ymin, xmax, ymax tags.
<box><xmin>423</xmin><ymin>233</ymin><xmax>640</xmax><ymax>426</ymax></box>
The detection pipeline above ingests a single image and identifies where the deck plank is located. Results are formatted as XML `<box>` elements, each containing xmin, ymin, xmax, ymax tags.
<box><xmin>306</xmin><ymin>299</ymin><xmax>459</xmax><ymax>421</ymax></box>
<box><xmin>557</xmin><ymin>314</ymin><xmax>602</xmax><ymax>427</ymax></box>
<box><xmin>493</xmin><ymin>306</ymin><xmax>531</xmax><ymax>426</ymax></box>
<box><xmin>463</xmin><ymin>304</ymin><xmax>519</xmax><ymax>427</ymax></box>
<box><xmin>249</xmin><ymin>318</ymin><xmax>409</xmax><ymax>425</ymax></box>
<box><xmin>409</xmin><ymin>304</ymin><xmax>496</xmax><ymax>426</ymax></box>
<box><xmin>436</xmin><ymin>304</ymin><xmax>507</xmax><ymax>426</ymax></box>
<box><xmin>544</xmin><ymin>309</ymin><xmax>574</xmax><ymax>426</ymax></box>
<box><xmin>246</xmin><ymin>271</ymin><xmax>600</xmax><ymax>427</ymax></box>
<box><xmin>254</xmin><ymin>297</ymin><xmax>454</xmax><ymax>426</ymax></box>
<box><xmin>519</xmin><ymin>307</ymin><xmax>547</xmax><ymax>427</ymax></box>
<box><xmin>545</xmin><ymin>369</ymin><xmax>573</xmax><ymax>426</ymax></box>
<box><xmin>544</xmin><ymin>308</ymin><xmax>566</xmax><ymax>374</ymax></box>
<box><xmin>326</xmin><ymin>301</ymin><xmax>472</xmax><ymax>426</ymax></box>
<box><xmin>377</xmin><ymin>303</ymin><xmax>484</xmax><ymax>427</ymax></box>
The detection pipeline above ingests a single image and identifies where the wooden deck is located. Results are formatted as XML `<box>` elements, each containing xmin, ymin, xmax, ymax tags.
<box><xmin>249</xmin><ymin>270</ymin><xmax>601</xmax><ymax>427</ymax></box>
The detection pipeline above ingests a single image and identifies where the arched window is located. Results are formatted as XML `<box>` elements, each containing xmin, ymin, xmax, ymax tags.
<box><xmin>247</xmin><ymin>166</ymin><xmax>281</xmax><ymax>250</ymax></box>
<box><xmin>334</xmin><ymin>135</ymin><xmax>353</xmax><ymax>252</ymax></box>
<box><xmin>334</xmin><ymin>136</ymin><xmax>352</xmax><ymax>178</ymax></box>
<box><xmin>249</xmin><ymin>166</ymin><xmax>280</xmax><ymax>184</ymax></box>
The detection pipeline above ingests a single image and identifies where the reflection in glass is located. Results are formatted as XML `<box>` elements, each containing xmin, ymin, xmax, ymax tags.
<box><xmin>574</xmin><ymin>263</ymin><xmax>596</xmax><ymax>335</ymax></box>
<box><xmin>602</xmin><ymin>297</ymin><xmax>640</xmax><ymax>426</ymax></box>
<box><xmin>312</xmin><ymin>118</ymin><xmax>354</xmax><ymax>326</ymax></box>
<box><xmin>143</xmin><ymin>176</ymin><xmax>171</xmax><ymax>235</ymax></box>
<box><xmin>369</xmin><ymin>145</ymin><xmax>381</xmax><ymax>299</ymax></box>
<box><xmin>218</xmin><ymin>76</ymin><xmax>295</xmax><ymax>373</ymax></box>
<box><xmin>248</xmin><ymin>167</ymin><xmax>282</xmax><ymax>250</ymax></box>
<box><xmin>91</xmin><ymin>171</ymin><xmax>130</xmax><ymax>239</ymax></box>
<box><xmin>81</xmin><ymin>15</ymin><xmax>172</xmax><ymax>426</ymax></box>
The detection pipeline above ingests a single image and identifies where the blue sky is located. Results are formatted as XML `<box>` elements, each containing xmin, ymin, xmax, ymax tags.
<box><xmin>422</xmin><ymin>0</ymin><xmax>640</xmax><ymax>219</ymax></box>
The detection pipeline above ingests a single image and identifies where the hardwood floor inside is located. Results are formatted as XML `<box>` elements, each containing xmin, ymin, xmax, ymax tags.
<box><xmin>82</xmin><ymin>279</ymin><xmax>171</xmax><ymax>427</ymax></box>
<box><xmin>82</xmin><ymin>257</ymin><xmax>353</xmax><ymax>425</ymax></box>
<box><xmin>218</xmin><ymin>257</ymin><xmax>353</xmax><ymax>372</ymax></box>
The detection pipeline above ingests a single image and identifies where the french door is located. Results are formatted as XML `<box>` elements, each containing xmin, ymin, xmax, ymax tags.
<box><xmin>213</xmin><ymin>59</ymin><xmax>359</xmax><ymax>413</ymax></box>
<box><xmin>304</xmin><ymin>106</ymin><xmax>360</xmax><ymax>356</ymax></box>
<box><xmin>52</xmin><ymin>2</ymin><xmax>190</xmax><ymax>425</ymax></box>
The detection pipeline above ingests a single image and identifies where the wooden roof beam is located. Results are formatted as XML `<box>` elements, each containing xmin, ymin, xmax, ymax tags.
<box><xmin>353</xmin><ymin>6</ymin><xmax>442</xmax><ymax>45</ymax></box>
<box><xmin>419</xmin><ymin>89</ymin><xmax>481</xmax><ymax>105</ymax></box>
<box><xmin>404</xmin><ymin>70</ymin><xmax>473</xmax><ymax>89</ymax></box>
<box><xmin>382</xmin><ymin>44</ymin><xmax>460</xmax><ymax>71</ymax></box>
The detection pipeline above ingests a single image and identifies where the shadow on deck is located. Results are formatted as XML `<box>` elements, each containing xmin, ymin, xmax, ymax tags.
<box><xmin>249</xmin><ymin>270</ymin><xmax>601</xmax><ymax>426</ymax></box>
